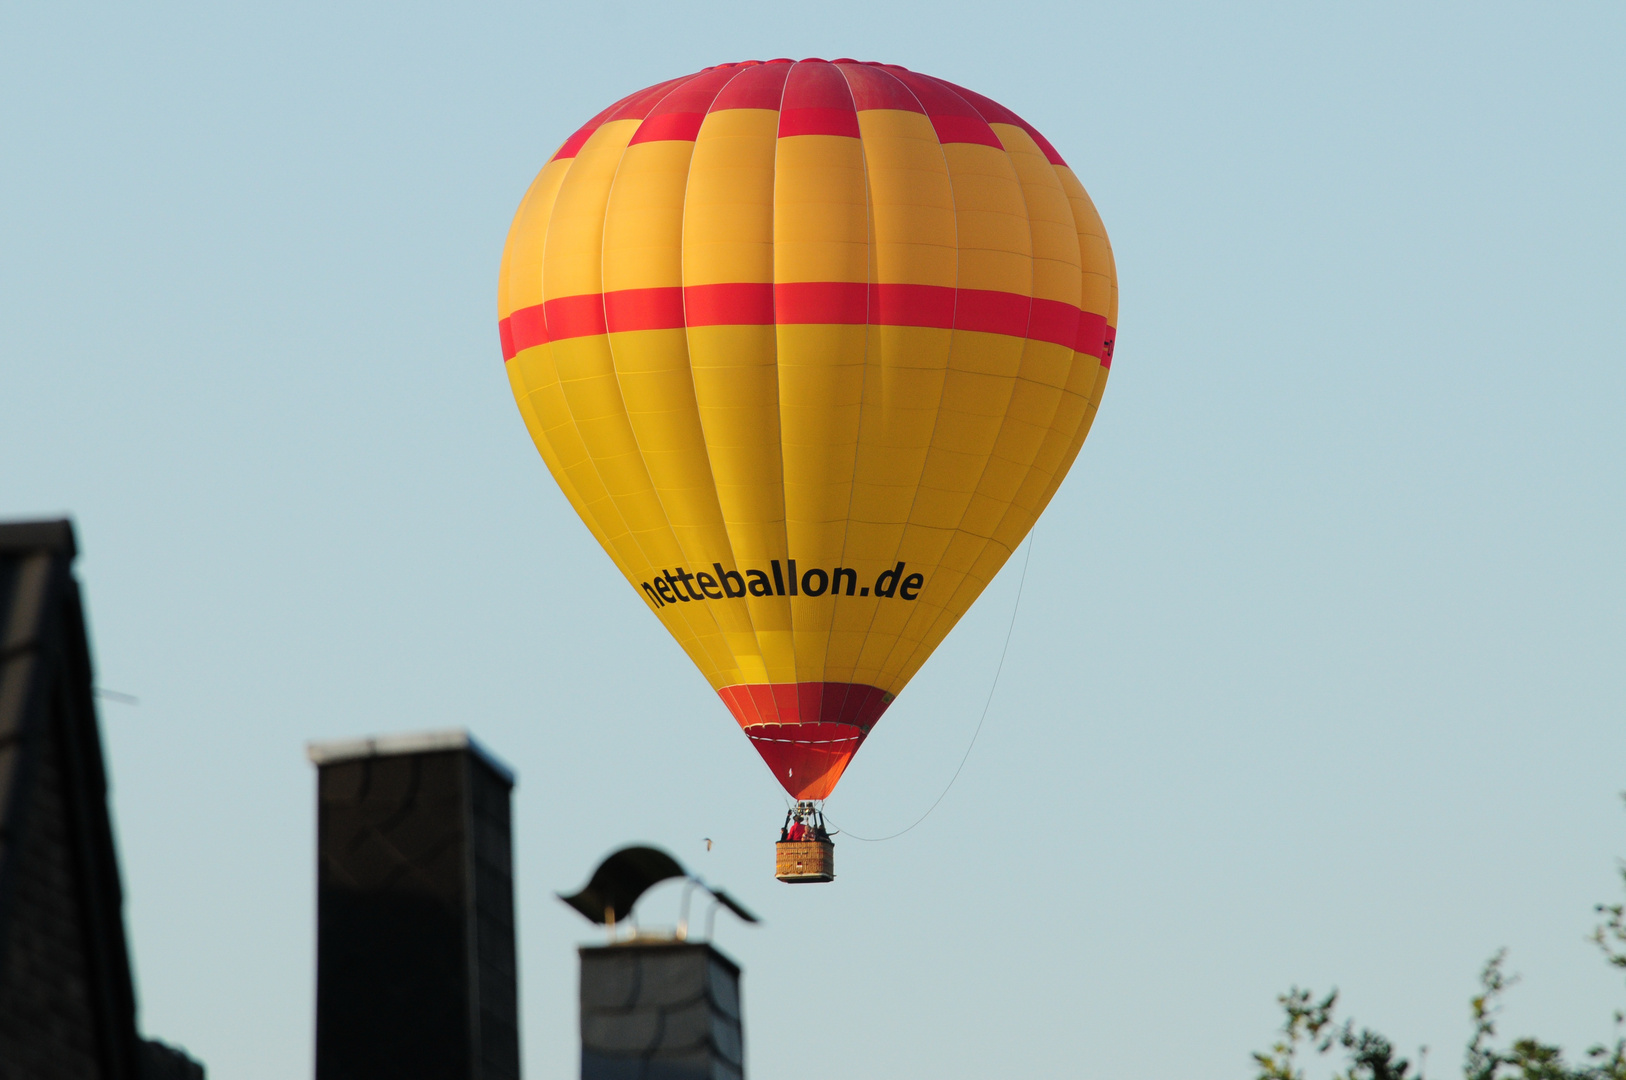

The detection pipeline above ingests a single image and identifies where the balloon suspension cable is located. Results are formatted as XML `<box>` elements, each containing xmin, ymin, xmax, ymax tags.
<box><xmin>676</xmin><ymin>878</ymin><xmax>701</xmax><ymax>940</ymax></box>
<box><xmin>827</xmin><ymin>529</ymin><xmax>1036</xmax><ymax>843</ymax></box>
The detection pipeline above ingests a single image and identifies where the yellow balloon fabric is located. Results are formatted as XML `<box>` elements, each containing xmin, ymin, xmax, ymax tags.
<box><xmin>498</xmin><ymin>60</ymin><xmax>1117</xmax><ymax>800</ymax></box>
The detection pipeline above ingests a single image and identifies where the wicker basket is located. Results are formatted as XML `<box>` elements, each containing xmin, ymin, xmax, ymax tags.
<box><xmin>775</xmin><ymin>839</ymin><xmax>835</xmax><ymax>883</ymax></box>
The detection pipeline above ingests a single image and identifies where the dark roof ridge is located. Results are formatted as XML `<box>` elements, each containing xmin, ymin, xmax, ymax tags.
<box><xmin>0</xmin><ymin>518</ymin><xmax>76</xmax><ymax>557</ymax></box>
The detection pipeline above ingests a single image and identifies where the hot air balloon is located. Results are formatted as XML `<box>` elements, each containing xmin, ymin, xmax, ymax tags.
<box><xmin>497</xmin><ymin>59</ymin><xmax>1117</xmax><ymax>879</ymax></box>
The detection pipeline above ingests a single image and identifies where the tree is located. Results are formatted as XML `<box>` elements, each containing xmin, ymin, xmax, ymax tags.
<box><xmin>1254</xmin><ymin>801</ymin><xmax>1626</xmax><ymax>1080</ymax></box>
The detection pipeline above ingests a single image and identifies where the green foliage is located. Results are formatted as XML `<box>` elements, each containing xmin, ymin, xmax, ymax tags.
<box><xmin>1253</xmin><ymin>988</ymin><xmax>1340</xmax><ymax>1080</ymax></box>
<box><xmin>1251</xmin><ymin>986</ymin><xmax>1420</xmax><ymax>1080</ymax></box>
<box><xmin>1255</xmin><ymin>799</ymin><xmax>1626</xmax><ymax>1080</ymax></box>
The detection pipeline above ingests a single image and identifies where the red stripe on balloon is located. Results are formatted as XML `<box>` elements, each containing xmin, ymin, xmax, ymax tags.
<box><xmin>709</xmin><ymin>62</ymin><xmax>792</xmax><ymax>111</ymax></box>
<box><xmin>927</xmin><ymin>113</ymin><xmax>1005</xmax><ymax>149</ymax></box>
<box><xmin>629</xmin><ymin>64</ymin><xmax>742</xmax><ymax>145</ymax></box>
<box><xmin>953</xmin><ymin>287</ymin><xmax>1030</xmax><ymax>336</ymax></box>
<box><xmin>1027</xmin><ymin>298</ymin><xmax>1080</xmax><ymax>349</ymax></box>
<box><xmin>549</xmin><ymin>75</ymin><xmax>691</xmax><ymax>161</ymax></box>
<box><xmin>500</xmin><ymin>285</ymin><xmax>1111</xmax><ymax>359</ymax></box>
<box><xmin>684</xmin><ymin>282</ymin><xmax>774</xmax><ymax>325</ymax></box>
<box><xmin>930</xmin><ymin>75</ymin><xmax>1067</xmax><ymax>166</ymax></box>
<box><xmin>1073</xmin><ymin>311</ymin><xmax>1109</xmax><ymax>361</ymax></box>
<box><xmin>880</xmin><ymin>67</ymin><xmax>1006</xmax><ymax>151</ymax></box>
<box><xmin>777</xmin><ymin>107</ymin><xmax>861</xmax><ymax>138</ymax></box>
<box><xmin>542</xmin><ymin>293</ymin><xmax>606</xmax><ymax>340</ymax></box>
<box><xmin>866</xmin><ymin>282</ymin><xmax>947</xmax><ymax>327</ymax></box>
<box><xmin>779</xmin><ymin>60</ymin><xmax>859</xmax><ymax>138</ymax></box>
<box><xmin>834</xmin><ymin>62</ymin><xmax>925</xmax><ymax>113</ymax></box>
<box><xmin>549</xmin><ymin>101</ymin><xmax>626</xmax><ymax>162</ymax></box>
<box><xmin>628</xmin><ymin>111</ymin><xmax>706</xmax><ymax>144</ymax></box>
<box><xmin>604</xmin><ymin>74</ymin><xmax>699</xmax><ymax>125</ymax></box>
<box><xmin>500</xmin><ymin>305</ymin><xmax>547</xmax><ymax>360</ymax></box>
<box><xmin>603</xmin><ymin>287</ymin><xmax>685</xmax><ymax>333</ymax></box>
<box><xmin>774</xmin><ymin>281</ymin><xmax>867</xmax><ymax>323</ymax></box>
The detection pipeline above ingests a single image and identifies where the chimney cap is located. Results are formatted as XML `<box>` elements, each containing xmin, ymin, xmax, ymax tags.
<box><xmin>306</xmin><ymin>727</ymin><xmax>515</xmax><ymax>783</ymax></box>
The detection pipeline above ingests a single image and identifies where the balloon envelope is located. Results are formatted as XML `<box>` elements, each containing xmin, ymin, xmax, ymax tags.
<box><xmin>498</xmin><ymin>60</ymin><xmax>1117</xmax><ymax>801</ymax></box>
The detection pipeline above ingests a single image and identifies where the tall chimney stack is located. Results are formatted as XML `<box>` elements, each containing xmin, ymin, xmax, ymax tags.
<box><xmin>308</xmin><ymin>730</ymin><xmax>519</xmax><ymax>1080</ymax></box>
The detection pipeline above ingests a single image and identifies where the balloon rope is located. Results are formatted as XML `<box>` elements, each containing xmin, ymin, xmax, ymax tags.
<box><xmin>828</xmin><ymin>529</ymin><xmax>1036</xmax><ymax>843</ymax></box>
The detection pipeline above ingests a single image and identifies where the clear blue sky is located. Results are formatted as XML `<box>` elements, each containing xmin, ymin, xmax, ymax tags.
<box><xmin>4</xmin><ymin>3</ymin><xmax>1624</xmax><ymax>1076</ymax></box>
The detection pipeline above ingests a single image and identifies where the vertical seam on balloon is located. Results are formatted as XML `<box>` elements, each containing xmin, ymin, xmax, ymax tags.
<box><xmin>626</xmin><ymin>70</ymin><xmax>761</xmax><ymax>690</ymax></box>
<box><xmin>697</xmin><ymin>65</ymin><xmax>785</xmax><ymax>710</ymax></box>
<box><xmin>886</xmin><ymin>81</ymin><xmax>1059</xmax><ymax>688</ymax></box>
<box><xmin>540</xmin><ymin>113</ymin><xmax>716</xmax><ymax>682</ymax></box>
<box><xmin>510</xmin><ymin>349</ymin><xmax>613</xmax><ymax>555</ymax></box>
<box><xmin>826</xmin><ymin>63</ymin><xmax>930</xmax><ymax>728</ymax></box>
<box><xmin>900</xmin><ymin>131</ymin><xmax>1092</xmax><ymax>693</ymax></box>
<box><xmin>831</xmin><ymin>63</ymin><xmax>954</xmax><ymax>696</ymax></box>
<box><xmin>763</xmin><ymin>61</ymin><xmax>810</xmax><ymax>720</ymax></box>
<box><xmin>676</xmin><ymin>64</ymin><xmax>775</xmax><ymax>697</ymax></box>
<box><xmin>539</xmin><ymin>133</ymin><xmax>649</xmax><ymax>570</ymax></box>
<box><xmin>501</xmin><ymin>175</ymin><xmax>612</xmax><ymax>554</ymax></box>
<box><xmin>598</xmin><ymin>72</ymin><xmax>742</xmax><ymax>689</ymax></box>
<box><xmin>1017</xmin><ymin>151</ymin><xmax>1092</xmax><ymax>495</ymax></box>
<box><xmin>821</xmin><ymin>60</ymin><xmax>881</xmax><ymax>730</ymax></box>
<box><xmin>939</xmin><ymin>145</ymin><xmax>1092</xmax><ymax>644</ymax></box>
<box><xmin>495</xmin><ymin>179</ymin><xmax>530</xmax><ymax>336</ymax></box>
<box><xmin>917</xmin><ymin>158</ymin><xmax>1099</xmax><ymax>693</ymax></box>
<box><xmin>772</xmin><ymin>62</ymin><xmax>819</xmax><ymax>702</ymax></box>
<box><xmin>743</xmin><ymin>64</ymin><xmax>799</xmax><ymax>726</ymax></box>
<box><xmin>533</xmin><ymin>129</ymin><xmax>646</xmax><ymax>562</ymax></box>
<box><xmin>1021</xmin><ymin>162</ymin><xmax>1105</xmax><ymax>521</ymax></box>
<box><xmin>863</xmin><ymin>64</ymin><xmax>965</xmax><ymax>692</ymax></box>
